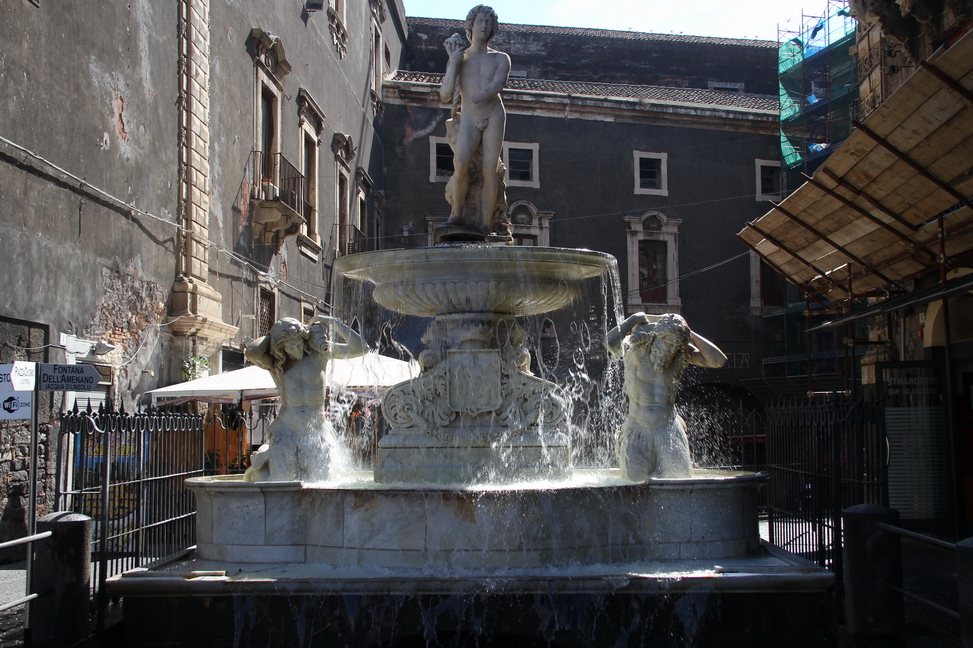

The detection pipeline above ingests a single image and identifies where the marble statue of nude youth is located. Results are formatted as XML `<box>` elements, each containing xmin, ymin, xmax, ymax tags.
<box><xmin>438</xmin><ymin>5</ymin><xmax>511</xmax><ymax>239</ymax></box>
<box><xmin>606</xmin><ymin>313</ymin><xmax>727</xmax><ymax>480</ymax></box>
<box><xmin>243</xmin><ymin>316</ymin><xmax>367</xmax><ymax>483</ymax></box>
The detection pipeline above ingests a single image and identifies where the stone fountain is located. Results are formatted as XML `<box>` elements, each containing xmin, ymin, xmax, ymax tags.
<box><xmin>108</xmin><ymin>8</ymin><xmax>836</xmax><ymax>646</ymax></box>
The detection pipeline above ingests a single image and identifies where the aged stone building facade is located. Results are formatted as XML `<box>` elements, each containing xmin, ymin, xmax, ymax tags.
<box><xmin>0</xmin><ymin>3</ymin><xmax>781</xmax><ymax>545</ymax></box>
<box><xmin>0</xmin><ymin>0</ymin><xmax>405</xmax><ymax>545</ymax></box>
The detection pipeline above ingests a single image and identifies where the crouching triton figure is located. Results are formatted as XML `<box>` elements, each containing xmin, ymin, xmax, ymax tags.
<box><xmin>243</xmin><ymin>316</ymin><xmax>367</xmax><ymax>483</ymax></box>
<box><xmin>606</xmin><ymin>313</ymin><xmax>727</xmax><ymax>480</ymax></box>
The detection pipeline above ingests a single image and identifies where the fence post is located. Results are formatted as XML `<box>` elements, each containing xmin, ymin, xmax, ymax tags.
<box><xmin>31</xmin><ymin>512</ymin><xmax>92</xmax><ymax>648</ymax></box>
<box><xmin>842</xmin><ymin>504</ymin><xmax>903</xmax><ymax>640</ymax></box>
<box><xmin>958</xmin><ymin>537</ymin><xmax>973</xmax><ymax>648</ymax></box>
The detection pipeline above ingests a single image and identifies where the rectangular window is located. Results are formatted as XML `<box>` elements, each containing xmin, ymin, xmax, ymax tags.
<box><xmin>302</xmin><ymin>303</ymin><xmax>316</xmax><ymax>325</ymax></box>
<box><xmin>507</xmin><ymin>148</ymin><xmax>533</xmax><ymax>182</ymax></box>
<box><xmin>503</xmin><ymin>142</ymin><xmax>539</xmax><ymax>188</ymax></box>
<box><xmin>429</xmin><ymin>137</ymin><xmax>453</xmax><ymax>182</ymax></box>
<box><xmin>258</xmin><ymin>288</ymin><xmax>276</xmax><ymax>337</ymax></box>
<box><xmin>639</xmin><ymin>158</ymin><xmax>661</xmax><ymax>190</ymax></box>
<box><xmin>372</xmin><ymin>21</ymin><xmax>384</xmax><ymax>94</ymax></box>
<box><xmin>633</xmin><ymin>151</ymin><xmax>668</xmax><ymax>196</ymax></box>
<box><xmin>514</xmin><ymin>233</ymin><xmax>538</xmax><ymax>246</ymax></box>
<box><xmin>638</xmin><ymin>240</ymin><xmax>668</xmax><ymax>303</ymax></box>
<box><xmin>302</xmin><ymin>131</ymin><xmax>318</xmax><ymax>240</ymax></box>
<box><xmin>436</xmin><ymin>142</ymin><xmax>454</xmax><ymax>177</ymax></box>
<box><xmin>337</xmin><ymin>171</ymin><xmax>350</xmax><ymax>256</ymax></box>
<box><xmin>260</xmin><ymin>87</ymin><xmax>278</xmax><ymax>183</ymax></box>
<box><xmin>755</xmin><ymin>159</ymin><xmax>782</xmax><ymax>200</ymax></box>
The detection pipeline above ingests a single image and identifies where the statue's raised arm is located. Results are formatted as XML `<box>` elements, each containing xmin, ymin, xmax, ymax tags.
<box><xmin>308</xmin><ymin>316</ymin><xmax>368</xmax><ymax>360</ymax></box>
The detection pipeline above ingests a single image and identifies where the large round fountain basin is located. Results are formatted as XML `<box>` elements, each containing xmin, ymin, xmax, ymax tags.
<box><xmin>334</xmin><ymin>246</ymin><xmax>616</xmax><ymax>317</ymax></box>
<box><xmin>187</xmin><ymin>471</ymin><xmax>765</xmax><ymax>570</ymax></box>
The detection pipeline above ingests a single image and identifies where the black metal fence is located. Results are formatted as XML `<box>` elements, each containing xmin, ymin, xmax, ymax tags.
<box><xmin>202</xmin><ymin>403</ymin><xmax>276</xmax><ymax>476</ymax></box>
<box><xmin>766</xmin><ymin>395</ymin><xmax>887</xmax><ymax>586</ymax></box>
<box><xmin>56</xmin><ymin>404</ymin><xmax>205</xmax><ymax>626</ymax></box>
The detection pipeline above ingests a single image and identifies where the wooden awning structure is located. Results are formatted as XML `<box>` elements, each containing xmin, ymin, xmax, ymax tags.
<box><xmin>738</xmin><ymin>27</ymin><xmax>973</xmax><ymax>303</ymax></box>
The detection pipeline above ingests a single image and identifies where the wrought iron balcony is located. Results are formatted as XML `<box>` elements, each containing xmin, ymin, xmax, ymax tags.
<box><xmin>335</xmin><ymin>223</ymin><xmax>366</xmax><ymax>257</ymax></box>
<box><xmin>251</xmin><ymin>151</ymin><xmax>305</xmax><ymax>246</ymax></box>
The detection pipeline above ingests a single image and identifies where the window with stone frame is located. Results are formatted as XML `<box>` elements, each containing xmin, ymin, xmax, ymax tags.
<box><xmin>336</xmin><ymin>169</ymin><xmax>350</xmax><ymax>256</ymax></box>
<box><xmin>503</xmin><ymin>143</ymin><xmax>539</xmax><ymax>188</ymax></box>
<box><xmin>258</xmin><ymin>288</ymin><xmax>277</xmax><ymax>337</ymax></box>
<box><xmin>755</xmin><ymin>159</ymin><xmax>782</xmax><ymax>201</ymax></box>
<box><xmin>297</xmin><ymin>89</ymin><xmax>326</xmax><ymax>256</ymax></box>
<box><xmin>508</xmin><ymin>200</ymin><xmax>552</xmax><ymax>247</ymax></box>
<box><xmin>429</xmin><ymin>136</ymin><xmax>454</xmax><ymax>182</ymax></box>
<box><xmin>302</xmin><ymin>303</ymin><xmax>316</xmax><ymax>325</ymax></box>
<box><xmin>625</xmin><ymin>211</ymin><xmax>681</xmax><ymax>314</ymax></box>
<box><xmin>633</xmin><ymin>151</ymin><xmax>668</xmax><ymax>196</ymax></box>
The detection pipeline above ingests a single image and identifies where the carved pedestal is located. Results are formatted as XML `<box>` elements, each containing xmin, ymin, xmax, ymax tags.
<box><xmin>376</xmin><ymin>315</ymin><xmax>567</xmax><ymax>484</ymax></box>
<box><xmin>334</xmin><ymin>246</ymin><xmax>617</xmax><ymax>485</ymax></box>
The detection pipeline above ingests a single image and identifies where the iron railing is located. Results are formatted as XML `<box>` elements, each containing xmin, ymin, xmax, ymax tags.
<box><xmin>335</xmin><ymin>223</ymin><xmax>366</xmax><ymax>256</ymax></box>
<box><xmin>766</xmin><ymin>395</ymin><xmax>886</xmax><ymax>588</ymax></box>
<box><xmin>251</xmin><ymin>150</ymin><xmax>305</xmax><ymax>215</ymax></box>
<box><xmin>56</xmin><ymin>404</ymin><xmax>205</xmax><ymax>627</ymax></box>
<box><xmin>203</xmin><ymin>403</ymin><xmax>276</xmax><ymax>476</ymax></box>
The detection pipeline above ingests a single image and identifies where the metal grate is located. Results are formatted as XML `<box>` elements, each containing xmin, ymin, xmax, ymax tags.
<box><xmin>765</xmin><ymin>394</ymin><xmax>886</xmax><ymax>587</ymax></box>
<box><xmin>57</xmin><ymin>404</ymin><xmax>205</xmax><ymax>628</ymax></box>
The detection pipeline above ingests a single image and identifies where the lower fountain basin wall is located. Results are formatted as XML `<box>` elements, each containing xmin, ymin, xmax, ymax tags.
<box><xmin>116</xmin><ymin>582</ymin><xmax>837</xmax><ymax>648</ymax></box>
<box><xmin>188</xmin><ymin>471</ymin><xmax>764</xmax><ymax>569</ymax></box>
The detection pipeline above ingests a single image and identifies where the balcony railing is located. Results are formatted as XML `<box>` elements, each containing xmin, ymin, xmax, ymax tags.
<box><xmin>251</xmin><ymin>151</ymin><xmax>305</xmax><ymax>245</ymax></box>
<box><xmin>335</xmin><ymin>223</ymin><xmax>366</xmax><ymax>257</ymax></box>
<box><xmin>252</xmin><ymin>151</ymin><xmax>304</xmax><ymax>214</ymax></box>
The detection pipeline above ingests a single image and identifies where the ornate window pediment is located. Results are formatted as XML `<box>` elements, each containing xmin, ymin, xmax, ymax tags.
<box><xmin>369</xmin><ymin>0</ymin><xmax>386</xmax><ymax>23</ymax></box>
<box><xmin>297</xmin><ymin>88</ymin><xmax>326</xmax><ymax>136</ymax></box>
<box><xmin>250</xmin><ymin>28</ymin><xmax>292</xmax><ymax>80</ymax></box>
<box><xmin>332</xmin><ymin>133</ymin><xmax>355</xmax><ymax>165</ymax></box>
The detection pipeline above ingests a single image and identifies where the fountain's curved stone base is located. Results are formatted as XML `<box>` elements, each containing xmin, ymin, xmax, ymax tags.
<box><xmin>109</xmin><ymin>471</ymin><xmax>837</xmax><ymax>647</ymax></box>
<box><xmin>186</xmin><ymin>470</ymin><xmax>764</xmax><ymax>570</ymax></box>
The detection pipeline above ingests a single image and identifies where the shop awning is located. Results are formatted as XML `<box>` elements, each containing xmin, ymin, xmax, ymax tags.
<box><xmin>148</xmin><ymin>354</ymin><xmax>419</xmax><ymax>405</ymax></box>
<box><xmin>738</xmin><ymin>27</ymin><xmax>973</xmax><ymax>303</ymax></box>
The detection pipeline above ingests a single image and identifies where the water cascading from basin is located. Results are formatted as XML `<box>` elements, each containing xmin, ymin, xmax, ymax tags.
<box><xmin>332</xmin><ymin>245</ymin><xmax>624</xmax><ymax>485</ymax></box>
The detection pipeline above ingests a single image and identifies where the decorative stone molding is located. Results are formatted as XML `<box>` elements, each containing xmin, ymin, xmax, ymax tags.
<box><xmin>169</xmin><ymin>0</ymin><xmax>236</xmax><ymax>379</ymax></box>
<box><xmin>508</xmin><ymin>200</ymin><xmax>553</xmax><ymax>246</ymax></box>
<box><xmin>370</xmin><ymin>89</ymin><xmax>385</xmax><ymax>122</ymax></box>
<box><xmin>327</xmin><ymin>7</ymin><xmax>348</xmax><ymax>59</ymax></box>
<box><xmin>250</xmin><ymin>28</ymin><xmax>292</xmax><ymax>79</ymax></box>
<box><xmin>331</xmin><ymin>133</ymin><xmax>355</xmax><ymax>165</ymax></box>
<box><xmin>297</xmin><ymin>88</ymin><xmax>326</xmax><ymax>135</ymax></box>
<box><xmin>369</xmin><ymin>0</ymin><xmax>386</xmax><ymax>23</ymax></box>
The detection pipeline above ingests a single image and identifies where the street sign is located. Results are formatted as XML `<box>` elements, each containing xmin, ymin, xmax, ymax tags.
<box><xmin>39</xmin><ymin>363</ymin><xmax>103</xmax><ymax>392</ymax></box>
<box><xmin>0</xmin><ymin>362</ymin><xmax>36</xmax><ymax>392</ymax></box>
<box><xmin>0</xmin><ymin>392</ymin><xmax>32</xmax><ymax>420</ymax></box>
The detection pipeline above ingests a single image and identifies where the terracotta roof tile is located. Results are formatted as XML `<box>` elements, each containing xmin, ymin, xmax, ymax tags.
<box><xmin>390</xmin><ymin>71</ymin><xmax>779</xmax><ymax>112</ymax></box>
<box><xmin>406</xmin><ymin>17</ymin><xmax>778</xmax><ymax>49</ymax></box>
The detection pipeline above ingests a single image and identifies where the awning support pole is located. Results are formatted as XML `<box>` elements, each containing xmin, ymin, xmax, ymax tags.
<box><xmin>938</xmin><ymin>210</ymin><xmax>965</xmax><ymax>538</ymax></box>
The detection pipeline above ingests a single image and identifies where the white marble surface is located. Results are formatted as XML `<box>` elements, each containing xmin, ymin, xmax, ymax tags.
<box><xmin>186</xmin><ymin>470</ymin><xmax>765</xmax><ymax>570</ymax></box>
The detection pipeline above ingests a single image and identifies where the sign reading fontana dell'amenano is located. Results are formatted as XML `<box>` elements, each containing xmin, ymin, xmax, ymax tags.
<box><xmin>38</xmin><ymin>363</ymin><xmax>102</xmax><ymax>391</ymax></box>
